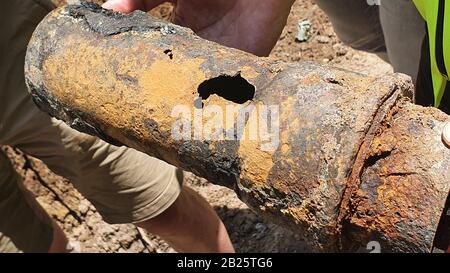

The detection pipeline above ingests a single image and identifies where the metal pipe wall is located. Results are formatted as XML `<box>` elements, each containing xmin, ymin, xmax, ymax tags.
<box><xmin>24</xmin><ymin>2</ymin><xmax>450</xmax><ymax>252</ymax></box>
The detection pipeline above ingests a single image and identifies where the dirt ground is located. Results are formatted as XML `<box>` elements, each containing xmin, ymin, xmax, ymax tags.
<box><xmin>3</xmin><ymin>0</ymin><xmax>393</xmax><ymax>252</ymax></box>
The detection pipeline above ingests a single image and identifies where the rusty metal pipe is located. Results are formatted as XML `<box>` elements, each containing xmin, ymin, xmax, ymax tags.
<box><xmin>25</xmin><ymin>2</ymin><xmax>450</xmax><ymax>252</ymax></box>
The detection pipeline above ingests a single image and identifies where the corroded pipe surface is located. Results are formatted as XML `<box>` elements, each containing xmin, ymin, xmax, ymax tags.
<box><xmin>25</xmin><ymin>2</ymin><xmax>450</xmax><ymax>252</ymax></box>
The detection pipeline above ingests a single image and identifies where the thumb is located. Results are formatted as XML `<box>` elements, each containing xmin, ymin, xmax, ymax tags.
<box><xmin>102</xmin><ymin>0</ymin><xmax>167</xmax><ymax>13</ymax></box>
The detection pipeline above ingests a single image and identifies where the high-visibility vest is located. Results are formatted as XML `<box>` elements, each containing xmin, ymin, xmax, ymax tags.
<box><xmin>413</xmin><ymin>0</ymin><xmax>450</xmax><ymax>107</ymax></box>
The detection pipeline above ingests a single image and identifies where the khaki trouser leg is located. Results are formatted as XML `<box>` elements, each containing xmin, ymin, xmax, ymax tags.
<box><xmin>314</xmin><ymin>0</ymin><xmax>425</xmax><ymax>82</ymax></box>
<box><xmin>0</xmin><ymin>0</ymin><xmax>56</xmax><ymax>253</ymax></box>
<box><xmin>1</xmin><ymin>0</ymin><xmax>182</xmax><ymax>252</ymax></box>
<box><xmin>313</xmin><ymin>0</ymin><xmax>388</xmax><ymax>59</ymax></box>
<box><xmin>379</xmin><ymin>0</ymin><xmax>426</xmax><ymax>82</ymax></box>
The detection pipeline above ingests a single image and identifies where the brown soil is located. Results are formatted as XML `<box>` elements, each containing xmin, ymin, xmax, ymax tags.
<box><xmin>3</xmin><ymin>0</ymin><xmax>392</xmax><ymax>252</ymax></box>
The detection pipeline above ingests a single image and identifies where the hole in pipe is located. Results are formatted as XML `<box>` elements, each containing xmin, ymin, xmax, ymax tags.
<box><xmin>197</xmin><ymin>73</ymin><xmax>255</xmax><ymax>105</ymax></box>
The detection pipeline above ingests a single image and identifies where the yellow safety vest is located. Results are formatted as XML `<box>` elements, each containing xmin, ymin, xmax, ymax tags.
<box><xmin>414</xmin><ymin>0</ymin><xmax>450</xmax><ymax>107</ymax></box>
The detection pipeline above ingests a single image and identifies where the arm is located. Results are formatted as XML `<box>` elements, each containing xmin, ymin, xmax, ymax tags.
<box><xmin>102</xmin><ymin>0</ymin><xmax>295</xmax><ymax>56</ymax></box>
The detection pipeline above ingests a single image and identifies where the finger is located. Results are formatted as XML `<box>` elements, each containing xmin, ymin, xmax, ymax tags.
<box><xmin>102</xmin><ymin>0</ymin><xmax>167</xmax><ymax>13</ymax></box>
